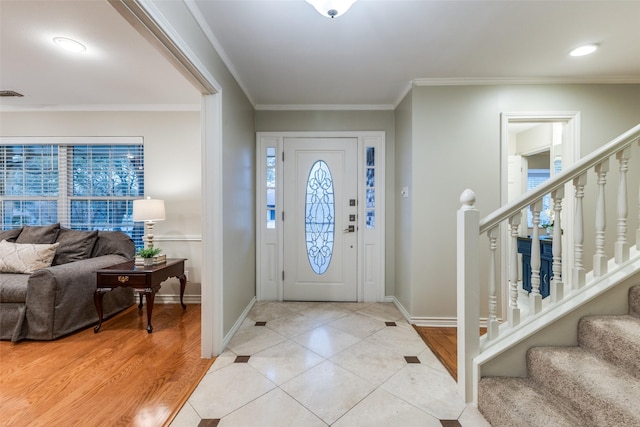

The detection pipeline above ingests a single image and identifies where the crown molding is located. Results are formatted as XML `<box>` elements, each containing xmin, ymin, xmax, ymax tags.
<box><xmin>0</xmin><ymin>104</ymin><xmax>200</xmax><ymax>113</ymax></box>
<box><xmin>393</xmin><ymin>81</ymin><xmax>414</xmax><ymax>108</ymax></box>
<box><xmin>413</xmin><ymin>76</ymin><xmax>640</xmax><ymax>86</ymax></box>
<box><xmin>255</xmin><ymin>104</ymin><xmax>395</xmax><ymax>111</ymax></box>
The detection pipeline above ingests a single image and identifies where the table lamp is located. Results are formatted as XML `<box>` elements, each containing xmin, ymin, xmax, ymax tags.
<box><xmin>133</xmin><ymin>197</ymin><xmax>165</xmax><ymax>249</ymax></box>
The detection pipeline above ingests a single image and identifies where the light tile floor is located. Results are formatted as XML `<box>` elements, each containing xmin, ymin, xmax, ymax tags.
<box><xmin>171</xmin><ymin>302</ymin><xmax>490</xmax><ymax>427</ymax></box>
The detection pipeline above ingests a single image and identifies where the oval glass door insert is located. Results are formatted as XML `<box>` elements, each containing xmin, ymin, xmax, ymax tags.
<box><xmin>305</xmin><ymin>160</ymin><xmax>335</xmax><ymax>275</ymax></box>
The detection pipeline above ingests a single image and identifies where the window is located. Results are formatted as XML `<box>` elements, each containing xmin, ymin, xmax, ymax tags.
<box><xmin>526</xmin><ymin>169</ymin><xmax>552</xmax><ymax>228</ymax></box>
<box><xmin>305</xmin><ymin>160</ymin><xmax>335</xmax><ymax>275</ymax></box>
<box><xmin>365</xmin><ymin>146</ymin><xmax>375</xmax><ymax>229</ymax></box>
<box><xmin>1</xmin><ymin>140</ymin><xmax>145</xmax><ymax>247</ymax></box>
<box><xmin>266</xmin><ymin>146</ymin><xmax>276</xmax><ymax>229</ymax></box>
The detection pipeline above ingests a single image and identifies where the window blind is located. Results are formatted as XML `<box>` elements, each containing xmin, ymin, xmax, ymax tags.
<box><xmin>1</xmin><ymin>140</ymin><xmax>145</xmax><ymax>248</ymax></box>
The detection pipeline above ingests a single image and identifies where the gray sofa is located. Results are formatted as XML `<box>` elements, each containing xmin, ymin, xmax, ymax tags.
<box><xmin>0</xmin><ymin>224</ymin><xmax>134</xmax><ymax>342</ymax></box>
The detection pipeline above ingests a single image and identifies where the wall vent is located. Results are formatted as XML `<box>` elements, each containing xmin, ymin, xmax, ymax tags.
<box><xmin>0</xmin><ymin>90</ymin><xmax>24</xmax><ymax>97</ymax></box>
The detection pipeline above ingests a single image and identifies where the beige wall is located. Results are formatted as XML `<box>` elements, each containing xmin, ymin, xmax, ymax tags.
<box><xmin>515</xmin><ymin>123</ymin><xmax>553</xmax><ymax>156</ymax></box>
<box><xmin>150</xmin><ymin>0</ymin><xmax>257</xmax><ymax>338</ymax></box>
<box><xmin>221</xmin><ymin>95</ymin><xmax>257</xmax><ymax>336</ymax></box>
<box><xmin>0</xmin><ymin>110</ymin><xmax>202</xmax><ymax>300</ymax></box>
<box><xmin>255</xmin><ymin>109</ymin><xmax>397</xmax><ymax>296</ymax></box>
<box><xmin>399</xmin><ymin>84</ymin><xmax>640</xmax><ymax>321</ymax></box>
<box><xmin>394</xmin><ymin>92</ymin><xmax>413</xmax><ymax>311</ymax></box>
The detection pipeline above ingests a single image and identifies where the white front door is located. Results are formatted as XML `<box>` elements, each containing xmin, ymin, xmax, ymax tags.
<box><xmin>283</xmin><ymin>137</ymin><xmax>358</xmax><ymax>301</ymax></box>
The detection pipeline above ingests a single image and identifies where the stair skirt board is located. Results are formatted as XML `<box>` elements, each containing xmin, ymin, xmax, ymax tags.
<box><xmin>479</xmin><ymin>286</ymin><xmax>640</xmax><ymax>427</ymax></box>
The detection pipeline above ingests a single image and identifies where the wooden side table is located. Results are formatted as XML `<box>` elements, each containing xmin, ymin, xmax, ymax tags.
<box><xmin>94</xmin><ymin>258</ymin><xmax>187</xmax><ymax>333</ymax></box>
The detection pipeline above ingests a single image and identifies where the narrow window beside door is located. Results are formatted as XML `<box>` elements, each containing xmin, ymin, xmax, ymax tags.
<box><xmin>366</xmin><ymin>146</ymin><xmax>375</xmax><ymax>229</ymax></box>
<box><xmin>266</xmin><ymin>146</ymin><xmax>276</xmax><ymax>229</ymax></box>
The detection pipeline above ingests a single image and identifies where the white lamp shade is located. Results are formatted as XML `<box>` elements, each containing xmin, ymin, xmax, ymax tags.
<box><xmin>133</xmin><ymin>198</ymin><xmax>166</xmax><ymax>221</ymax></box>
<box><xmin>306</xmin><ymin>0</ymin><xmax>358</xmax><ymax>18</ymax></box>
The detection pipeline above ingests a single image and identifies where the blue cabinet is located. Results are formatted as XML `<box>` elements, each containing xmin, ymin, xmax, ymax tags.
<box><xmin>517</xmin><ymin>237</ymin><xmax>553</xmax><ymax>299</ymax></box>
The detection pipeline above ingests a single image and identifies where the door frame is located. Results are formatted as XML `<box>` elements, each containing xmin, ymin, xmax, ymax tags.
<box><xmin>500</xmin><ymin>112</ymin><xmax>580</xmax><ymax>320</ymax></box>
<box><xmin>256</xmin><ymin>131</ymin><xmax>386</xmax><ymax>303</ymax></box>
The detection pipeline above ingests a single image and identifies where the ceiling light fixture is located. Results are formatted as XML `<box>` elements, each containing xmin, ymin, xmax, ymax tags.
<box><xmin>569</xmin><ymin>44</ymin><xmax>598</xmax><ymax>57</ymax></box>
<box><xmin>306</xmin><ymin>0</ymin><xmax>358</xmax><ymax>18</ymax></box>
<box><xmin>53</xmin><ymin>37</ymin><xmax>86</xmax><ymax>53</ymax></box>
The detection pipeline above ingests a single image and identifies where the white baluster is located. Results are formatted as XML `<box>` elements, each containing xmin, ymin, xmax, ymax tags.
<box><xmin>487</xmin><ymin>226</ymin><xmax>499</xmax><ymax>339</ymax></box>
<box><xmin>551</xmin><ymin>187</ymin><xmax>564</xmax><ymax>302</ymax></box>
<box><xmin>508</xmin><ymin>213</ymin><xmax>521</xmax><ymax>327</ymax></box>
<box><xmin>616</xmin><ymin>148</ymin><xmax>630</xmax><ymax>263</ymax></box>
<box><xmin>573</xmin><ymin>174</ymin><xmax>587</xmax><ymax>288</ymax></box>
<box><xmin>593</xmin><ymin>160</ymin><xmax>609</xmax><ymax>276</ymax></box>
<box><xmin>529</xmin><ymin>200</ymin><xmax>542</xmax><ymax>315</ymax></box>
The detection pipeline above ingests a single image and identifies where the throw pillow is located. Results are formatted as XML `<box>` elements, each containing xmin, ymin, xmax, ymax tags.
<box><xmin>0</xmin><ymin>240</ymin><xmax>60</xmax><ymax>274</ymax></box>
<box><xmin>15</xmin><ymin>223</ymin><xmax>60</xmax><ymax>244</ymax></box>
<box><xmin>0</xmin><ymin>227</ymin><xmax>22</xmax><ymax>243</ymax></box>
<box><xmin>91</xmin><ymin>231</ymin><xmax>135</xmax><ymax>259</ymax></box>
<box><xmin>53</xmin><ymin>229</ymin><xmax>99</xmax><ymax>265</ymax></box>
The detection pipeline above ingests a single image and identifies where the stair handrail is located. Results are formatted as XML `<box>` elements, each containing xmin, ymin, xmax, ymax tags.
<box><xmin>458</xmin><ymin>123</ymin><xmax>640</xmax><ymax>403</ymax></box>
<box><xmin>479</xmin><ymin>123</ymin><xmax>640</xmax><ymax>235</ymax></box>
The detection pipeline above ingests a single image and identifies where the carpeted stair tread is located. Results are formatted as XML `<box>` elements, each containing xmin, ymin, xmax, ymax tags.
<box><xmin>478</xmin><ymin>377</ymin><xmax>583</xmax><ymax>427</ymax></box>
<box><xmin>527</xmin><ymin>346</ymin><xmax>640</xmax><ymax>427</ymax></box>
<box><xmin>630</xmin><ymin>286</ymin><xmax>640</xmax><ymax>317</ymax></box>
<box><xmin>579</xmin><ymin>315</ymin><xmax>640</xmax><ymax>379</ymax></box>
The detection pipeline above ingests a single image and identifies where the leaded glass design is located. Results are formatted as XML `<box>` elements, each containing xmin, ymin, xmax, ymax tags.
<box><xmin>366</xmin><ymin>189</ymin><xmax>375</xmax><ymax>209</ymax></box>
<box><xmin>305</xmin><ymin>160</ymin><xmax>334</xmax><ymax>275</ymax></box>
<box><xmin>365</xmin><ymin>146</ymin><xmax>375</xmax><ymax>229</ymax></box>
<box><xmin>366</xmin><ymin>147</ymin><xmax>375</xmax><ymax>167</ymax></box>
<box><xmin>366</xmin><ymin>210</ymin><xmax>375</xmax><ymax>228</ymax></box>
<box><xmin>266</xmin><ymin>147</ymin><xmax>276</xmax><ymax>229</ymax></box>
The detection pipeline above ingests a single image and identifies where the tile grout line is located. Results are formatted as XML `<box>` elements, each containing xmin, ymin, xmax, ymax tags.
<box><xmin>181</xmin><ymin>303</ymin><xmax>467</xmax><ymax>426</ymax></box>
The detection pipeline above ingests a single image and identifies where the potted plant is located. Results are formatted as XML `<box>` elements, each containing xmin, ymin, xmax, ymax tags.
<box><xmin>540</xmin><ymin>207</ymin><xmax>554</xmax><ymax>235</ymax></box>
<box><xmin>137</xmin><ymin>247</ymin><xmax>162</xmax><ymax>267</ymax></box>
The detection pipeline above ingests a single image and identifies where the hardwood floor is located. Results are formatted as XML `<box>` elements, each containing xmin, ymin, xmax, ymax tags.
<box><xmin>413</xmin><ymin>326</ymin><xmax>486</xmax><ymax>381</ymax></box>
<box><xmin>0</xmin><ymin>303</ymin><xmax>213</xmax><ymax>427</ymax></box>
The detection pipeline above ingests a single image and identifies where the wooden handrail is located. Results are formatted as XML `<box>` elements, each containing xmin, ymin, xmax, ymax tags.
<box><xmin>479</xmin><ymin>123</ymin><xmax>640</xmax><ymax>234</ymax></box>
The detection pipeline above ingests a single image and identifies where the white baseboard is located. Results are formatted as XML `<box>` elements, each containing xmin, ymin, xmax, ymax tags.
<box><xmin>222</xmin><ymin>297</ymin><xmax>257</xmax><ymax>350</ymax></box>
<box><xmin>389</xmin><ymin>296</ymin><xmax>488</xmax><ymax>327</ymax></box>
<box><xmin>154</xmin><ymin>294</ymin><xmax>201</xmax><ymax>305</ymax></box>
<box><xmin>411</xmin><ymin>317</ymin><xmax>489</xmax><ymax>328</ymax></box>
<box><xmin>389</xmin><ymin>296</ymin><xmax>411</xmax><ymax>322</ymax></box>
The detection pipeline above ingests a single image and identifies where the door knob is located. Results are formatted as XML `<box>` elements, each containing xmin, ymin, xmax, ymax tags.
<box><xmin>343</xmin><ymin>225</ymin><xmax>355</xmax><ymax>232</ymax></box>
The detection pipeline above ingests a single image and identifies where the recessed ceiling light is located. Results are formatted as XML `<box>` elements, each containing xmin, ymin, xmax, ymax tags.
<box><xmin>53</xmin><ymin>37</ymin><xmax>86</xmax><ymax>53</ymax></box>
<box><xmin>570</xmin><ymin>44</ymin><xmax>598</xmax><ymax>57</ymax></box>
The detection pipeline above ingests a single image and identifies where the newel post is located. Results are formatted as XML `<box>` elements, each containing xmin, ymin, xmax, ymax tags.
<box><xmin>457</xmin><ymin>189</ymin><xmax>480</xmax><ymax>403</ymax></box>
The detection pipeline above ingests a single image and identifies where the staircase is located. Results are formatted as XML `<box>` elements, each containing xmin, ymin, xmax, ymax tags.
<box><xmin>457</xmin><ymin>124</ymin><xmax>640</xmax><ymax>404</ymax></box>
<box><xmin>478</xmin><ymin>286</ymin><xmax>640</xmax><ymax>427</ymax></box>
